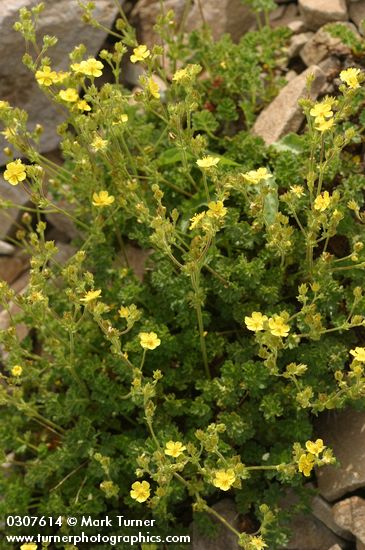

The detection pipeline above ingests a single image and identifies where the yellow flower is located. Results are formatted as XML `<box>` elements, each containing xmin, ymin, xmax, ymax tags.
<box><xmin>70</xmin><ymin>62</ymin><xmax>83</xmax><ymax>73</ymax></box>
<box><xmin>245</xmin><ymin>311</ymin><xmax>268</xmax><ymax>332</ymax></box>
<box><xmin>250</xmin><ymin>536</ymin><xmax>268</xmax><ymax>550</ymax></box>
<box><xmin>298</xmin><ymin>453</ymin><xmax>315</xmax><ymax>477</ymax></box>
<box><xmin>207</xmin><ymin>200</ymin><xmax>227</xmax><ymax>219</ymax></box>
<box><xmin>268</xmin><ymin>314</ymin><xmax>290</xmax><ymax>337</ymax></box>
<box><xmin>315</xmin><ymin>116</ymin><xmax>334</xmax><ymax>133</ymax></box>
<box><xmin>4</xmin><ymin>159</ymin><xmax>27</xmax><ymax>186</ymax></box>
<box><xmin>11</xmin><ymin>365</ymin><xmax>23</xmax><ymax>377</ymax></box>
<box><xmin>340</xmin><ymin>67</ymin><xmax>361</xmax><ymax>89</ymax></box>
<box><xmin>212</xmin><ymin>469</ymin><xmax>236</xmax><ymax>491</ymax></box>
<box><xmin>172</xmin><ymin>68</ymin><xmax>189</xmax><ymax>82</ymax></box>
<box><xmin>314</xmin><ymin>191</ymin><xmax>331</xmax><ymax>212</ymax></box>
<box><xmin>310</xmin><ymin>101</ymin><xmax>333</xmax><ymax>119</ymax></box>
<box><xmin>59</xmin><ymin>88</ymin><xmax>79</xmax><ymax>102</ymax></box>
<box><xmin>306</xmin><ymin>439</ymin><xmax>325</xmax><ymax>456</ymax></box>
<box><xmin>53</xmin><ymin>71</ymin><xmax>70</xmax><ymax>83</ymax></box>
<box><xmin>35</xmin><ymin>65</ymin><xmax>58</xmax><ymax>86</ymax></box>
<box><xmin>148</xmin><ymin>78</ymin><xmax>160</xmax><ymax>99</ymax></box>
<box><xmin>164</xmin><ymin>441</ymin><xmax>186</xmax><ymax>458</ymax></box>
<box><xmin>139</xmin><ymin>332</ymin><xmax>161</xmax><ymax>350</ymax></box>
<box><xmin>242</xmin><ymin>167</ymin><xmax>269</xmax><ymax>184</ymax></box>
<box><xmin>119</xmin><ymin>306</ymin><xmax>131</xmax><ymax>318</ymax></box>
<box><xmin>120</xmin><ymin>114</ymin><xmax>128</xmax><ymax>122</ymax></box>
<box><xmin>20</xmin><ymin>545</ymin><xmax>38</xmax><ymax>550</ymax></box>
<box><xmin>196</xmin><ymin>156</ymin><xmax>220</xmax><ymax>169</ymax></box>
<box><xmin>80</xmin><ymin>289</ymin><xmax>102</xmax><ymax>303</ymax></box>
<box><xmin>350</xmin><ymin>347</ymin><xmax>365</xmax><ymax>362</ymax></box>
<box><xmin>82</xmin><ymin>58</ymin><xmax>104</xmax><ymax>77</ymax></box>
<box><xmin>290</xmin><ymin>185</ymin><xmax>305</xmax><ymax>197</ymax></box>
<box><xmin>92</xmin><ymin>190</ymin><xmax>115</xmax><ymax>207</ymax></box>
<box><xmin>130</xmin><ymin>45</ymin><xmax>150</xmax><ymax>63</ymax></box>
<box><xmin>130</xmin><ymin>480</ymin><xmax>150</xmax><ymax>502</ymax></box>
<box><xmin>77</xmin><ymin>99</ymin><xmax>91</xmax><ymax>111</ymax></box>
<box><xmin>100</xmin><ymin>480</ymin><xmax>119</xmax><ymax>498</ymax></box>
<box><xmin>91</xmin><ymin>136</ymin><xmax>108</xmax><ymax>152</ymax></box>
<box><xmin>189</xmin><ymin>212</ymin><xmax>206</xmax><ymax>230</ymax></box>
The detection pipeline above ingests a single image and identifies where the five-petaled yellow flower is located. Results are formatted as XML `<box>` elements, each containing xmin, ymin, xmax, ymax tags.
<box><xmin>196</xmin><ymin>156</ymin><xmax>220</xmax><ymax>169</ymax></box>
<box><xmin>139</xmin><ymin>332</ymin><xmax>161</xmax><ymax>350</ymax></box>
<box><xmin>298</xmin><ymin>453</ymin><xmax>315</xmax><ymax>477</ymax></box>
<box><xmin>81</xmin><ymin>289</ymin><xmax>102</xmax><ymax>303</ymax></box>
<box><xmin>173</xmin><ymin>68</ymin><xmax>189</xmax><ymax>82</ymax></box>
<box><xmin>314</xmin><ymin>191</ymin><xmax>331</xmax><ymax>212</ymax></box>
<box><xmin>20</xmin><ymin>544</ymin><xmax>38</xmax><ymax>550</ymax></box>
<box><xmin>315</xmin><ymin>117</ymin><xmax>334</xmax><ymax>133</ymax></box>
<box><xmin>306</xmin><ymin>439</ymin><xmax>325</xmax><ymax>456</ymax></box>
<box><xmin>268</xmin><ymin>315</ymin><xmax>290</xmax><ymax>337</ymax></box>
<box><xmin>130</xmin><ymin>44</ymin><xmax>150</xmax><ymax>63</ymax></box>
<box><xmin>164</xmin><ymin>441</ymin><xmax>186</xmax><ymax>458</ymax></box>
<box><xmin>75</xmin><ymin>58</ymin><xmax>104</xmax><ymax>78</ymax></box>
<box><xmin>91</xmin><ymin>136</ymin><xmax>108</xmax><ymax>152</ymax></box>
<box><xmin>11</xmin><ymin>365</ymin><xmax>23</xmax><ymax>377</ymax></box>
<box><xmin>4</xmin><ymin>159</ymin><xmax>27</xmax><ymax>186</ymax></box>
<box><xmin>212</xmin><ymin>469</ymin><xmax>236</xmax><ymax>491</ymax></box>
<box><xmin>242</xmin><ymin>167</ymin><xmax>268</xmax><ymax>184</ymax></box>
<box><xmin>250</xmin><ymin>536</ymin><xmax>268</xmax><ymax>550</ymax></box>
<box><xmin>59</xmin><ymin>88</ymin><xmax>79</xmax><ymax>102</ymax></box>
<box><xmin>350</xmin><ymin>347</ymin><xmax>365</xmax><ymax>362</ymax></box>
<box><xmin>340</xmin><ymin>67</ymin><xmax>361</xmax><ymax>89</ymax></box>
<box><xmin>245</xmin><ymin>311</ymin><xmax>268</xmax><ymax>332</ymax></box>
<box><xmin>77</xmin><ymin>99</ymin><xmax>91</xmax><ymax>111</ymax></box>
<box><xmin>207</xmin><ymin>200</ymin><xmax>227</xmax><ymax>219</ymax></box>
<box><xmin>35</xmin><ymin>65</ymin><xmax>58</xmax><ymax>86</ymax></box>
<box><xmin>92</xmin><ymin>190</ymin><xmax>115</xmax><ymax>207</ymax></box>
<box><xmin>119</xmin><ymin>306</ymin><xmax>131</xmax><ymax>318</ymax></box>
<box><xmin>290</xmin><ymin>185</ymin><xmax>305</xmax><ymax>197</ymax></box>
<box><xmin>130</xmin><ymin>480</ymin><xmax>150</xmax><ymax>502</ymax></box>
<box><xmin>310</xmin><ymin>100</ymin><xmax>333</xmax><ymax>120</ymax></box>
<box><xmin>148</xmin><ymin>78</ymin><xmax>160</xmax><ymax>99</ymax></box>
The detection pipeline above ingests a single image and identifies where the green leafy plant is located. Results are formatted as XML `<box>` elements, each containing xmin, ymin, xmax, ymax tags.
<box><xmin>1</xmin><ymin>3</ymin><xmax>365</xmax><ymax>549</ymax></box>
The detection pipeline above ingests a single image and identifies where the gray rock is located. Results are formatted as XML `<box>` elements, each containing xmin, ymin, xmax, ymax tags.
<box><xmin>298</xmin><ymin>0</ymin><xmax>348</xmax><ymax>30</ymax></box>
<box><xmin>328</xmin><ymin>545</ymin><xmax>343</xmax><ymax>550</ymax></box>
<box><xmin>318</xmin><ymin>56</ymin><xmax>341</xmax><ymax>75</ymax></box>
<box><xmin>193</xmin><ymin>499</ymin><xmax>241</xmax><ymax>550</ymax></box>
<box><xmin>315</xmin><ymin>409</ymin><xmax>365</xmax><ymax>501</ymax></box>
<box><xmin>0</xmin><ymin>175</ymin><xmax>29</xmax><ymax>240</ymax></box>
<box><xmin>0</xmin><ymin>255</ymin><xmax>28</xmax><ymax>284</ymax></box>
<box><xmin>300</xmin><ymin>26</ymin><xmax>351</xmax><ymax>66</ymax></box>
<box><xmin>45</xmin><ymin>200</ymin><xmax>80</xmax><ymax>240</ymax></box>
<box><xmin>53</xmin><ymin>242</ymin><xmax>77</xmax><ymax>265</ymax></box>
<box><xmin>287</xmin><ymin>19</ymin><xmax>308</xmax><ymax>34</ymax></box>
<box><xmin>0</xmin><ymin>0</ymin><xmax>119</xmax><ymax>164</ymax></box>
<box><xmin>133</xmin><ymin>0</ymin><xmax>255</xmax><ymax>44</ymax></box>
<box><xmin>285</xmin><ymin>70</ymin><xmax>299</xmax><ymax>82</ymax></box>
<box><xmin>253</xmin><ymin>65</ymin><xmax>326</xmax><ymax>145</ymax></box>
<box><xmin>278</xmin><ymin>489</ymin><xmax>345</xmax><ymax>550</ymax></box>
<box><xmin>332</xmin><ymin>497</ymin><xmax>365</xmax><ymax>544</ymax></box>
<box><xmin>349</xmin><ymin>0</ymin><xmax>365</xmax><ymax>34</ymax></box>
<box><xmin>281</xmin><ymin>512</ymin><xmax>345</xmax><ymax>550</ymax></box>
<box><xmin>311</xmin><ymin>494</ymin><xmax>354</xmax><ymax>541</ymax></box>
<box><xmin>288</xmin><ymin>32</ymin><xmax>314</xmax><ymax>58</ymax></box>
<box><xmin>271</xmin><ymin>3</ymin><xmax>300</xmax><ymax>29</ymax></box>
<box><xmin>0</xmin><ymin>240</ymin><xmax>15</xmax><ymax>255</ymax></box>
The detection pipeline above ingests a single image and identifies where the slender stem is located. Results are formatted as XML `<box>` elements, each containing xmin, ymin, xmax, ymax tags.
<box><xmin>203</xmin><ymin>504</ymin><xmax>242</xmax><ymax>538</ymax></box>
<box><xmin>191</xmin><ymin>272</ymin><xmax>210</xmax><ymax>379</ymax></box>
